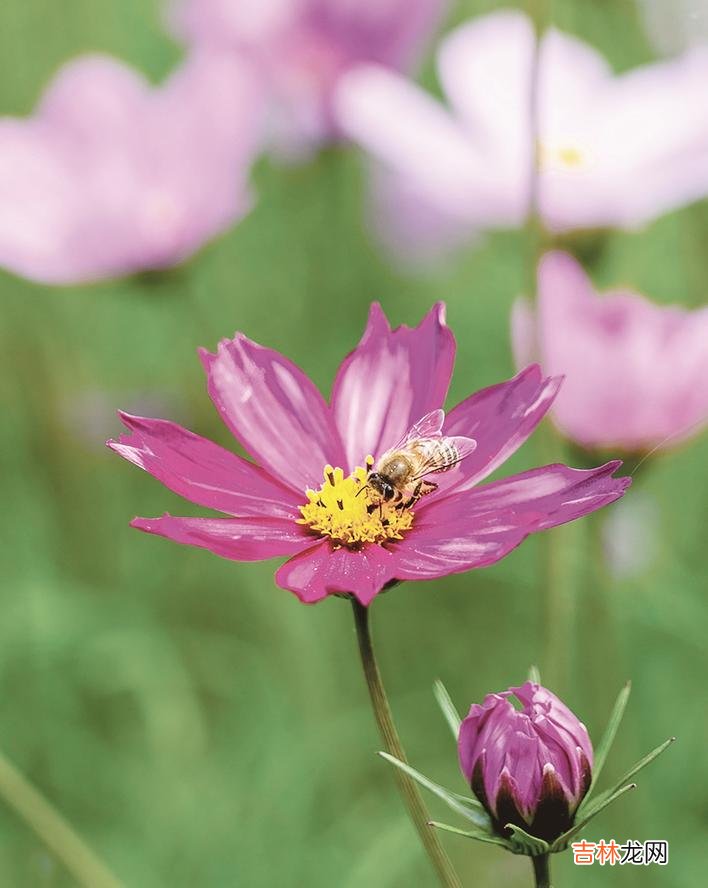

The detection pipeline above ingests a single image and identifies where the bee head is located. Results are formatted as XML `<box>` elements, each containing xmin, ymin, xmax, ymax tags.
<box><xmin>367</xmin><ymin>472</ymin><xmax>396</xmax><ymax>502</ymax></box>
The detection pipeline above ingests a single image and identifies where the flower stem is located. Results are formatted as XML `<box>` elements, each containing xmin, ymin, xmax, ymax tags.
<box><xmin>532</xmin><ymin>853</ymin><xmax>552</xmax><ymax>888</ymax></box>
<box><xmin>0</xmin><ymin>746</ymin><xmax>124</xmax><ymax>888</ymax></box>
<box><xmin>351</xmin><ymin>599</ymin><xmax>462</xmax><ymax>888</ymax></box>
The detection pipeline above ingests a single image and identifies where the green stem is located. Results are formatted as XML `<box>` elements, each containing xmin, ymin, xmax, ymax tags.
<box><xmin>351</xmin><ymin>599</ymin><xmax>462</xmax><ymax>888</ymax></box>
<box><xmin>523</xmin><ymin>0</ymin><xmax>575</xmax><ymax>696</ymax></box>
<box><xmin>532</xmin><ymin>853</ymin><xmax>552</xmax><ymax>888</ymax></box>
<box><xmin>540</xmin><ymin>514</ymin><xmax>575</xmax><ymax>695</ymax></box>
<box><xmin>0</xmin><ymin>747</ymin><xmax>124</xmax><ymax>888</ymax></box>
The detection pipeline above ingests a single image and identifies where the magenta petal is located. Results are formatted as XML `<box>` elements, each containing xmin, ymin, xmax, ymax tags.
<box><xmin>440</xmin><ymin>365</ymin><xmax>561</xmax><ymax>495</ymax></box>
<box><xmin>200</xmin><ymin>334</ymin><xmax>346</xmax><ymax>494</ymax></box>
<box><xmin>108</xmin><ymin>412</ymin><xmax>303</xmax><ymax>519</ymax></box>
<box><xmin>275</xmin><ymin>540</ymin><xmax>398</xmax><ymax>605</ymax></box>
<box><xmin>394</xmin><ymin>461</ymin><xmax>629</xmax><ymax>579</ymax></box>
<box><xmin>331</xmin><ymin>302</ymin><xmax>455</xmax><ymax>470</ymax></box>
<box><xmin>130</xmin><ymin>514</ymin><xmax>314</xmax><ymax>562</ymax></box>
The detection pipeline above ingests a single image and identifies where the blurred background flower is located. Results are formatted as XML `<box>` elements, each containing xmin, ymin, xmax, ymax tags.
<box><xmin>169</xmin><ymin>0</ymin><xmax>447</xmax><ymax>159</ymax></box>
<box><xmin>336</xmin><ymin>9</ymin><xmax>708</xmax><ymax>261</ymax></box>
<box><xmin>0</xmin><ymin>51</ymin><xmax>262</xmax><ymax>284</ymax></box>
<box><xmin>512</xmin><ymin>251</ymin><xmax>708</xmax><ymax>453</ymax></box>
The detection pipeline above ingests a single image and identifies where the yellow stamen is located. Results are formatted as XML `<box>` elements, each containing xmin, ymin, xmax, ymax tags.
<box><xmin>298</xmin><ymin>463</ymin><xmax>414</xmax><ymax>549</ymax></box>
<box><xmin>538</xmin><ymin>142</ymin><xmax>586</xmax><ymax>170</ymax></box>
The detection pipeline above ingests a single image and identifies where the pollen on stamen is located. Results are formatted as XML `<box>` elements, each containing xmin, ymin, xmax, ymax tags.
<box><xmin>297</xmin><ymin>463</ymin><xmax>414</xmax><ymax>548</ymax></box>
<box><xmin>538</xmin><ymin>141</ymin><xmax>587</xmax><ymax>171</ymax></box>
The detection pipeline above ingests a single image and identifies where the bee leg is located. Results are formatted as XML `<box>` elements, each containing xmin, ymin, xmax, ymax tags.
<box><xmin>400</xmin><ymin>481</ymin><xmax>422</xmax><ymax>510</ymax></box>
<box><xmin>418</xmin><ymin>480</ymin><xmax>437</xmax><ymax>498</ymax></box>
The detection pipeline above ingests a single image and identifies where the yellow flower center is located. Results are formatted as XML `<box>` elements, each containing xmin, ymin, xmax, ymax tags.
<box><xmin>298</xmin><ymin>462</ymin><xmax>414</xmax><ymax>549</ymax></box>
<box><xmin>538</xmin><ymin>142</ymin><xmax>587</xmax><ymax>171</ymax></box>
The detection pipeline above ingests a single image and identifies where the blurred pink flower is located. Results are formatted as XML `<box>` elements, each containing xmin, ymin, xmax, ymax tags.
<box><xmin>0</xmin><ymin>52</ymin><xmax>262</xmax><ymax>285</ymax></box>
<box><xmin>335</xmin><ymin>9</ymin><xmax>708</xmax><ymax>258</ymax></box>
<box><xmin>108</xmin><ymin>303</ymin><xmax>629</xmax><ymax>606</ymax></box>
<box><xmin>512</xmin><ymin>251</ymin><xmax>708</xmax><ymax>452</ymax></box>
<box><xmin>168</xmin><ymin>0</ymin><xmax>446</xmax><ymax>158</ymax></box>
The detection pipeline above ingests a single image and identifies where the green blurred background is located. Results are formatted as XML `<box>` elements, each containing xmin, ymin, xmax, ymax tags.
<box><xmin>0</xmin><ymin>1</ymin><xmax>706</xmax><ymax>885</ymax></box>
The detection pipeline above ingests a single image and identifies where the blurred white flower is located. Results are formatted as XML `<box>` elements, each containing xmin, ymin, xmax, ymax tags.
<box><xmin>336</xmin><ymin>9</ymin><xmax>708</xmax><ymax>262</ymax></box>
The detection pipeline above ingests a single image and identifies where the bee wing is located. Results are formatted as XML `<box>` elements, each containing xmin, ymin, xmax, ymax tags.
<box><xmin>411</xmin><ymin>435</ymin><xmax>477</xmax><ymax>479</ymax></box>
<box><xmin>389</xmin><ymin>409</ymin><xmax>445</xmax><ymax>452</ymax></box>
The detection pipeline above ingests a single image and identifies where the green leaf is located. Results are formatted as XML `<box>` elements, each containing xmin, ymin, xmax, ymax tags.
<box><xmin>606</xmin><ymin>736</ymin><xmax>675</xmax><ymax>790</ymax></box>
<box><xmin>580</xmin><ymin>736</ymin><xmax>675</xmax><ymax>821</ymax></box>
<box><xmin>428</xmin><ymin>821</ymin><xmax>510</xmax><ymax>849</ymax></box>
<box><xmin>580</xmin><ymin>681</ymin><xmax>631</xmax><ymax>810</ymax></box>
<box><xmin>433</xmin><ymin>680</ymin><xmax>461</xmax><ymax>739</ymax></box>
<box><xmin>505</xmin><ymin>823</ymin><xmax>550</xmax><ymax>857</ymax></box>
<box><xmin>551</xmin><ymin>783</ymin><xmax>636</xmax><ymax>852</ymax></box>
<box><xmin>378</xmin><ymin>752</ymin><xmax>489</xmax><ymax>827</ymax></box>
<box><xmin>527</xmin><ymin>665</ymin><xmax>541</xmax><ymax>684</ymax></box>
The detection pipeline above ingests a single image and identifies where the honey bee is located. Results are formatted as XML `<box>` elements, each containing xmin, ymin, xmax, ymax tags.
<box><xmin>362</xmin><ymin>409</ymin><xmax>477</xmax><ymax>509</ymax></box>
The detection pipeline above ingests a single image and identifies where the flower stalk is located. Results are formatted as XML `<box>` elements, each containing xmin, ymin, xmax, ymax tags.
<box><xmin>351</xmin><ymin>599</ymin><xmax>462</xmax><ymax>888</ymax></box>
<box><xmin>0</xmin><ymin>746</ymin><xmax>123</xmax><ymax>888</ymax></box>
<box><xmin>532</xmin><ymin>853</ymin><xmax>552</xmax><ymax>888</ymax></box>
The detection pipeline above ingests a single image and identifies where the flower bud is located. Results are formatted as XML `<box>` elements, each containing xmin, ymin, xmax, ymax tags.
<box><xmin>458</xmin><ymin>682</ymin><xmax>593</xmax><ymax>843</ymax></box>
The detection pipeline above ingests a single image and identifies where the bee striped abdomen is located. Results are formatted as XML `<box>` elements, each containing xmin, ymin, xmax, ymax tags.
<box><xmin>413</xmin><ymin>438</ymin><xmax>459</xmax><ymax>473</ymax></box>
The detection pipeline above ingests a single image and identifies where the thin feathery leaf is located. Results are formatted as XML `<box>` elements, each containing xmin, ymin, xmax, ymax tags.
<box><xmin>428</xmin><ymin>821</ymin><xmax>509</xmax><ymax>849</ymax></box>
<box><xmin>552</xmin><ymin>784</ymin><xmax>637</xmax><ymax>851</ymax></box>
<box><xmin>582</xmin><ymin>681</ymin><xmax>631</xmax><ymax>808</ymax></box>
<box><xmin>433</xmin><ymin>680</ymin><xmax>462</xmax><ymax>738</ymax></box>
<box><xmin>581</xmin><ymin>736</ymin><xmax>675</xmax><ymax>820</ymax></box>
<box><xmin>378</xmin><ymin>752</ymin><xmax>489</xmax><ymax>827</ymax></box>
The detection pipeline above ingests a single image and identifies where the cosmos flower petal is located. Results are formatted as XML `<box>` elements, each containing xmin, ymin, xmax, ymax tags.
<box><xmin>519</xmin><ymin>251</ymin><xmax>708</xmax><ymax>450</ymax></box>
<box><xmin>37</xmin><ymin>53</ymin><xmax>152</xmax><ymax>139</ymax></box>
<box><xmin>437</xmin><ymin>10</ymin><xmax>532</xmax><ymax>160</ymax></box>
<box><xmin>0</xmin><ymin>52</ymin><xmax>262</xmax><ymax>284</ymax></box>
<box><xmin>365</xmin><ymin>165</ymin><xmax>479</xmax><ymax>265</ymax></box>
<box><xmin>340</xmin><ymin>8</ymin><xmax>708</xmax><ymax>259</ymax></box>
<box><xmin>331</xmin><ymin>302</ymin><xmax>455</xmax><ymax>471</ymax></box>
<box><xmin>171</xmin><ymin>0</ymin><xmax>447</xmax><ymax>156</ymax></box>
<box><xmin>335</xmin><ymin>64</ymin><xmax>488</xmax><ymax>213</ymax></box>
<box><xmin>130</xmin><ymin>514</ymin><xmax>314</xmax><ymax>561</ymax></box>
<box><xmin>276</xmin><ymin>540</ymin><xmax>398</xmax><ymax>605</ymax></box>
<box><xmin>393</xmin><ymin>461</ymin><xmax>630</xmax><ymax>579</ymax></box>
<box><xmin>437</xmin><ymin>365</ymin><xmax>561</xmax><ymax>496</ymax></box>
<box><xmin>201</xmin><ymin>333</ymin><xmax>347</xmax><ymax>494</ymax></box>
<box><xmin>512</xmin><ymin>682</ymin><xmax>594</xmax><ymax>769</ymax></box>
<box><xmin>107</xmin><ymin>412</ymin><xmax>303</xmax><ymax>518</ymax></box>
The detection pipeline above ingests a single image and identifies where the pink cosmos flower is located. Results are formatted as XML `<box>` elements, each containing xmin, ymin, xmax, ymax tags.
<box><xmin>458</xmin><ymin>682</ymin><xmax>593</xmax><ymax>843</ymax></box>
<box><xmin>108</xmin><ymin>304</ymin><xmax>629</xmax><ymax>606</ymax></box>
<box><xmin>513</xmin><ymin>251</ymin><xmax>708</xmax><ymax>452</ymax></box>
<box><xmin>0</xmin><ymin>51</ymin><xmax>262</xmax><ymax>285</ymax></box>
<box><xmin>335</xmin><ymin>9</ymin><xmax>708</xmax><ymax>258</ymax></box>
<box><xmin>168</xmin><ymin>0</ymin><xmax>446</xmax><ymax>158</ymax></box>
